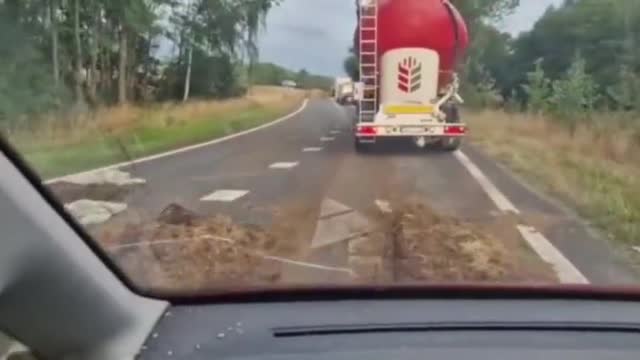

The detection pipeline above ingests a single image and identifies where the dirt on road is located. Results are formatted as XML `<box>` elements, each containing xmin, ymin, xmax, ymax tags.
<box><xmin>91</xmin><ymin>202</ymin><xmax>320</xmax><ymax>292</ymax></box>
<box><xmin>384</xmin><ymin>200</ymin><xmax>555</xmax><ymax>283</ymax></box>
<box><xmin>86</xmin><ymin>197</ymin><xmax>556</xmax><ymax>293</ymax></box>
<box><xmin>49</xmin><ymin>181</ymin><xmax>136</xmax><ymax>203</ymax></box>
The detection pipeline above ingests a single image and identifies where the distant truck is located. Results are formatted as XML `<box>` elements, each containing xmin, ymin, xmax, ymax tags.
<box><xmin>334</xmin><ymin>77</ymin><xmax>356</xmax><ymax>105</ymax></box>
<box><xmin>353</xmin><ymin>0</ymin><xmax>469</xmax><ymax>152</ymax></box>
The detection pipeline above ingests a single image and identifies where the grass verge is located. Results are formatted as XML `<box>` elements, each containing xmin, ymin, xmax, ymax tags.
<box><xmin>468</xmin><ymin>110</ymin><xmax>640</xmax><ymax>249</ymax></box>
<box><xmin>6</xmin><ymin>86</ymin><xmax>307</xmax><ymax>178</ymax></box>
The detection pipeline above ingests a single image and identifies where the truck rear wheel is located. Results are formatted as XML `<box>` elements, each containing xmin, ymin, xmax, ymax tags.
<box><xmin>440</xmin><ymin>103</ymin><xmax>462</xmax><ymax>151</ymax></box>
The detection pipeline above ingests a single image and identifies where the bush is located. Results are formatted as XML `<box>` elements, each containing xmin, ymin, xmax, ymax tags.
<box><xmin>521</xmin><ymin>59</ymin><xmax>551</xmax><ymax>114</ymax></box>
<box><xmin>548</xmin><ymin>53</ymin><xmax>599</xmax><ymax>133</ymax></box>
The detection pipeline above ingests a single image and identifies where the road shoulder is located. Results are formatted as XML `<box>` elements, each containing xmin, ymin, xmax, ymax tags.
<box><xmin>462</xmin><ymin>143</ymin><xmax>639</xmax><ymax>285</ymax></box>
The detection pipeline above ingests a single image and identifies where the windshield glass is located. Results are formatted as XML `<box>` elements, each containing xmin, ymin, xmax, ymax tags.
<box><xmin>2</xmin><ymin>0</ymin><xmax>639</xmax><ymax>294</ymax></box>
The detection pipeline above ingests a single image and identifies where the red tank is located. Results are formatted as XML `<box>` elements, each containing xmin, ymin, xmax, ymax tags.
<box><xmin>355</xmin><ymin>0</ymin><xmax>469</xmax><ymax>89</ymax></box>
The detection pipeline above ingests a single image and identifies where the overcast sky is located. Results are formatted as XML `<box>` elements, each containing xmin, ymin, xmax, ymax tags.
<box><xmin>256</xmin><ymin>0</ymin><xmax>564</xmax><ymax>77</ymax></box>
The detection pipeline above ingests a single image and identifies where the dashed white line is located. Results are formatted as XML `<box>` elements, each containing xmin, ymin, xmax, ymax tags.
<box><xmin>302</xmin><ymin>147</ymin><xmax>323</xmax><ymax>152</ymax></box>
<box><xmin>320</xmin><ymin>137</ymin><xmax>335</xmax><ymax>142</ymax></box>
<box><xmin>330</xmin><ymin>130</ymin><xmax>341</xmax><ymax>135</ymax></box>
<box><xmin>269</xmin><ymin>162</ymin><xmax>299</xmax><ymax>169</ymax></box>
<box><xmin>454</xmin><ymin>150</ymin><xmax>588</xmax><ymax>284</ymax></box>
<box><xmin>201</xmin><ymin>190</ymin><xmax>249</xmax><ymax>202</ymax></box>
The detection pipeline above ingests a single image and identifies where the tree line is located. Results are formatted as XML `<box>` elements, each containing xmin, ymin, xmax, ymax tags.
<box><xmin>344</xmin><ymin>0</ymin><xmax>640</xmax><ymax>123</ymax></box>
<box><xmin>0</xmin><ymin>0</ymin><xmax>300</xmax><ymax>125</ymax></box>
<box><xmin>466</xmin><ymin>0</ymin><xmax>640</xmax><ymax>120</ymax></box>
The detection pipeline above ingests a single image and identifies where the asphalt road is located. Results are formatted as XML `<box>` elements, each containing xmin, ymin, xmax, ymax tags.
<box><xmin>102</xmin><ymin>98</ymin><xmax>638</xmax><ymax>286</ymax></box>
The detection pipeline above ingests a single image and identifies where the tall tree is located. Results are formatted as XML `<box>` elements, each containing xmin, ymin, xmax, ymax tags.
<box><xmin>118</xmin><ymin>25</ymin><xmax>128</xmax><ymax>104</ymax></box>
<box><xmin>48</xmin><ymin>0</ymin><xmax>60</xmax><ymax>86</ymax></box>
<box><xmin>73</xmin><ymin>0</ymin><xmax>84</xmax><ymax>104</ymax></box>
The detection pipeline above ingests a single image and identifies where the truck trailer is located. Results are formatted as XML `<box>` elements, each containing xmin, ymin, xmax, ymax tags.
<box><xmin>353</xmin><ymin>0</ymin><xmax>469</xmax><ymax>152</ymax></box>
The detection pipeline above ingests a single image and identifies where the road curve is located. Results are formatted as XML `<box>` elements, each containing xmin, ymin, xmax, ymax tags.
<box><xmin>84</xmin><ymin>98</ymin><xmax>638</xmax><ymax>286</ymax></box>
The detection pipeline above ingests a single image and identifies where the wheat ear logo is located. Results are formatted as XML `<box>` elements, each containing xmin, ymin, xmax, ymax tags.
<box><xmin>397</xmin><ymin>57</ymin><xmax>422</xmax><ymax>93</ymax></box>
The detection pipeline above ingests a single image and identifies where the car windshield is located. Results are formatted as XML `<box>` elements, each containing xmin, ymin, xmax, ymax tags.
<box><xmin>1</xmin><ymin>0</ymin><xmax>639</xmax><ymax>295</ymax></box>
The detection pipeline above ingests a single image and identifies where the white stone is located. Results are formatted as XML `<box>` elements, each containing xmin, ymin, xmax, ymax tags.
<box><xmin>64</xmin><ymin>169</ymin><xmax>146</xmax><ymax>186</ymax></box>
<box><xmin>65</xmin><ymin>199</ymin><xmax>127</xmax><ymax>225</ymax></box>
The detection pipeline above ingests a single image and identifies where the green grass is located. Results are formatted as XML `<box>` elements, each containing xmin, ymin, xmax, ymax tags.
<box><xmin>469</xmin><ymin>110</ymin><xmax>640</xmax><ymax>250</ymax></box>
<box><xmin>21</xmin><ymin>104</ymin><xmax>295</xmax><ymax>179</ymax></box>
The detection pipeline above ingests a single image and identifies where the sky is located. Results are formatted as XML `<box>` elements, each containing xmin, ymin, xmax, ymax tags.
<box><xmin>257</xmin><ymin>0</ymin><xmax>563</xmax><ymax>77</ymax></box>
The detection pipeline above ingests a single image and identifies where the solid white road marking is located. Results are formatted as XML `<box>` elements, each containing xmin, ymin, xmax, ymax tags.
<box><xmin>517</xmin><ymin>225</ymin><xmax>589</xmax><ymax>284</ymax></box>
<box><xmin>45</xmin><ymin>99</ymin><xmax>310</xmax><ymax>184</ymax></box>
<box><xmin>200</xmin><ymin>190</ymin><xmax>249</xmax><ymax>202</ymax></box>
<box><xmin>302</xmin><ymin>147</ymin><xmax>323</xmax><ymax>152</ymax></box>
<box><xmin>454</xmin><ymin>150</ymin><xmax>519</xmax><ymax>213</ymax></box>
<box><xmin>320</xmin><ymin>137</ymin><xmax>335</xmax><ymax>142</ymax></box>
<box><xmin>454</xmin><ymin>150</ymin><xmax>589</xmax><ymax>284</ymax></box>
<box><xmin>269</xmin><ymin>162</ymin><xmax>299</xmax><ymax>169</ymax></box>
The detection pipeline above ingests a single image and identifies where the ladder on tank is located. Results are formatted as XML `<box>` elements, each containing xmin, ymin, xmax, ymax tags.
<box><xmin>358</xmin><ymin>0</ymin><xmax>378</xmax><ymax>123</ymax></box>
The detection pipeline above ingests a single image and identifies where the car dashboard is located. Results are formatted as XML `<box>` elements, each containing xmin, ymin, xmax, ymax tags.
<box><xmin>138</xmin><ymin>298</ymin><xmax>640</xmax><ymax>359</ymax></box>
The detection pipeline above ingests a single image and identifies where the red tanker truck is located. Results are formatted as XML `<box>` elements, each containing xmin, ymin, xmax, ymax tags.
<box><xmin>353</xmin><ymin>0</ymin><xmax>469</xmax><ymax>152</ymax></box>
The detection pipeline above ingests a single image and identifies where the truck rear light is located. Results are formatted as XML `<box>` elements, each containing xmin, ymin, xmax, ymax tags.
<box><xmin>444</xmin><ymin>125</ymin><xmax>466</xmax><ymax>135</ymax></box>
<box><xmin>357</xmin><ymin>126</ymin><xmax>377</xmax><ymax>135</ymax></box>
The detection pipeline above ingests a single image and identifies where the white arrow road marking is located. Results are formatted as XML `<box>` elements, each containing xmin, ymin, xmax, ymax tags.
<box><xmin>454</xmin><ymin>150</ymin><xmax>588</xmax><ymax>284</ymax></box>
<box><xmin>302</xmin><ymin>147</ymin><xmax>323</xmax><ymax>152</ymax></box>
<box><xmin>269</xmin><ymin>162</ymin><xmax>299</xmax><ymax>169</ymax></box>
<box><xmin>311</xmin><ymin>198</ymin><xmax>370</xmax><ymax>249</ymax></box>
<box><xmin>319</xmin><ymin>198</ymin><xmax>353</xmax><ymax>217</ymax></box>
<box><xmin>201</xmin><ymin>190</ymin><xmax>249</xmax><ymax>202</ymax></box>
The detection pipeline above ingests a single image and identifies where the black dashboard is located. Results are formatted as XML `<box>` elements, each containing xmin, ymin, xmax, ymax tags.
<box><xmin>139</xmin><ymin>298</ymin><xmax>640</xmax><ymax>359</ymax></box>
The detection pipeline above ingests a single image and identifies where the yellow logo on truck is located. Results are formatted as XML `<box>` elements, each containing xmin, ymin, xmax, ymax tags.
<box><xmin>384</xmin><ymin>104</ymin><xmax>434</xmax><ymax>115</ymax></box>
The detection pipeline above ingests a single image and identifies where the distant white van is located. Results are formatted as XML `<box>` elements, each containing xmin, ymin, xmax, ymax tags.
<box><xmin>281</xmin><ymin>80</ymin><xmax>297</xmax><ymax>88</ymax></box>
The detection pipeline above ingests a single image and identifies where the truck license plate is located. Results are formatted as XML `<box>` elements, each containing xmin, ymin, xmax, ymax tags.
<box><xmin>402</xmin><ymin>127</ymin><xmax>425</xmax><ymax>133</ymax></box>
